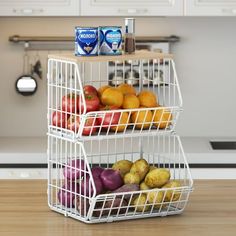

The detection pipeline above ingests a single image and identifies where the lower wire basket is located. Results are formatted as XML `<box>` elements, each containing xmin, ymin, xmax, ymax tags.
<box><xmin>47</xmin><ymin>135</ymin><xmax>193</xmax><ymax>223</ymax></box>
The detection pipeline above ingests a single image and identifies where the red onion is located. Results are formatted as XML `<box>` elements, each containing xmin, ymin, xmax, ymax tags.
<box><xmin>58</xmin><ymin>182</ymin><xmax>78</xmax><ymax>207</ymax></box>
<box><xmin>91</xmin><ymin>166</ymin><xmax>104</xmax><ymax>178</ymax></box>
<box><xmin>80</xmin><ymin>175</ymin><xmax>103</xmax><ymax>197</ymax></box>
<box><xmin>100</xmin><ymin>169</ymin><xmax>123</xmax><ymax>191</ymax></box>
<box><xmin>63</xmin><ymin>159</ymin><xmax>87</xmax><ymax>181</ymax></box>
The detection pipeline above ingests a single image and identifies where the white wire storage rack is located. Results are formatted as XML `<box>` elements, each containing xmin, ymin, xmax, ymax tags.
<box><xmin>47</xmin><ymin>51</ymin><xmax>182</xmax><ymax>141</ymax></box>
<box><xmin>47</xmin><ymin>51</ymin><xmax>193</xmax><ymax>224</ymax></box>
<box><xmin>48</xmin><ymin>135</ymin><xmax>192</xmax><ymax>224</ymax></box>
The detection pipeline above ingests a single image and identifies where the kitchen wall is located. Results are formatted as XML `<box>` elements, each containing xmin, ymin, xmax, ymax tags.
<box><xmin>0</xmin><ymin>17</ymin><xmax>236</xmax><ymax>137</ymax></box>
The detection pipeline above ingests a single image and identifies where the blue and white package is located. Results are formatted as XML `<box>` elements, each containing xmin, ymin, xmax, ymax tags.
<box><xmin>99</xmin><ymin>26</ymin><xmax>122</xmax><ymax>55</ymax></box>
<box><xmin>75</xmin><ymin>27</ymin><xmax>98</xmax><ymax>56</ymax></box>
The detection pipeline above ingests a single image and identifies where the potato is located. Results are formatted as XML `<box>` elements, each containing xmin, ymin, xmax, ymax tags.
<box><xmin>145</xmin><ymin>168</ymin><xmax>170</xmax><ymax>188</ymax></box>
<box><xmin>101</xmin><ymin>198</ymin><xmax>128</xmax><ymax>216</ymax></box>
<box><xmin>132</xmin><ymin>194</ymin><xmax>150</xmax><ymax>212</ymax></box>
<box><xmin>92</xmin><ymin>201</ymin><xmax>104</xmax><ymax>217</ymax></box>
<box><xmin>73</xmin><ymin>197</ymin><xmax>89</xmax><ymax>216</ymax></box>
<box><xmin>140</xmin><ymin>181</ymin><xmax>150</xmax><ymax>190</ymax></box>
<box><xmin>112</xmin><ymin>160</ymin><xmax>133</xmax><ymax>177</ymax></box>
<box><xmin>162</xmin><ymin>180</ymin><xmax>181</xmax><ymax>202</ymax></box>
<box><xmin>147</xmin><ymin>190</ymin><xmax>164</xmax><ymax>209</ymax></box>
<box><xmin>149</xmin><ymin>166</ymin><xmax>157</xmax><ymax>171</ymax></box>
<box><xmin>130</xmin><ymin>159</ymin><xmax>149</xmax><ymax>181</ymax></box>
<box><xmin>113</xmin><ymin>184</ymin><xmax>140</xmax><ymax>201</ymax></box>
<box><xmin>124</xmin><ymin>172</ymin><xmax>141</xmax><ymax>185</ymax></box>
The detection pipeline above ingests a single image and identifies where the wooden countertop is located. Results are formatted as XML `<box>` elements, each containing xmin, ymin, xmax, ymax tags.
<box><xmin>0</xmin><ymin>180</ymin><xmax>236</xmax><ymax>236</ymax></box>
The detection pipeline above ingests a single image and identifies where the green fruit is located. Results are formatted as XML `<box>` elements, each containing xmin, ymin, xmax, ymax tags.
<box><xmin>130</xmin><ymin>159</ymin><xmax>149</xmax><ymax>181</ymax></box>
<box><xmin>162</xmin><ymin>180</ymin><xmax>181</xmax><ymax>202</ymax></box>
<box><xmin>124</xmin><ymin>172</ymin><xmax>141</xmax><ymax>185</ymax></box>
<box><xmin>145</xmin><ymin>168</ymin><xmax>170</xmax><ymax>188</ymax></box>
<box><xmin>112</xmin><ymin>160</ymin><xmax>133</xmax><ymax>177</ymax></box>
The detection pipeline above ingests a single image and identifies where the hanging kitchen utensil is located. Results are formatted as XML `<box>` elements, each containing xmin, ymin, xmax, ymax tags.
<box><xmin>15</xmin><ymin>43</ymin><xmax>37</xmax><ymax>96</ymax></box>
<box><xmin>32</xmin><ymin>51</ymin><xmax>42</xmax><ymax>79</ymax></box>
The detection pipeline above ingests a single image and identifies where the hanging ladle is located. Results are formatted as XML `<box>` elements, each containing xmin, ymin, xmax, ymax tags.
<box><xmin>15</xmin><ymin>42</ymin><xmax>37</xmax><ymax>96</ymax></box>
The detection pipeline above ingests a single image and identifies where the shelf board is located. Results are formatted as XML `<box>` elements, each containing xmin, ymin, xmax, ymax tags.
<box><xmin>48</xmin><ymin>50</ymin><xmax>173</xmax><ymax>63</ymax></box>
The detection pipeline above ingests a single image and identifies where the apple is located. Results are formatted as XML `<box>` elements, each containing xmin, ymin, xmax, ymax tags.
<box><xmin>52</xmin><ymin>111</ymin><xmax>67</xmax><ymax>128</ymax></box>
<box><xmin>83</xmin><ymin>85</ymin><xmax>98</xmax><ymax>96</ymax></box>
<box><xmin>82</xmin><ymin>117</ymin><xmax>98</xmax><ymax>136</ymax></box>
<box><xmin>67</xmin><ymin>115</ymin><xmax>98</xmax><ymax>135</ymax></box>
<box><xmin>97</xmin><ymin>105</ymin><xmax>121</xmax><ymax>129</ymax></box>
<box><xmin>78</xmin><ymin>94</ymin><xmax>100</xmax><ymax>113</ymax></box>
<box><xmin>62</xmin><ymin>93</ymin><xmax>79</xmax><ymax>113</ymax></box>
<box><xmin>67</xmin><ymin>115</ymin><xmax>80</xmax><ymax>133</ymax></box>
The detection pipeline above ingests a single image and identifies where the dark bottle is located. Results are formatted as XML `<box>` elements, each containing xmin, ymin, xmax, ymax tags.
<box><xmin>124</xmin><ymin>18</ymin><xmax>135</xmax><ymax>54</ymax></box>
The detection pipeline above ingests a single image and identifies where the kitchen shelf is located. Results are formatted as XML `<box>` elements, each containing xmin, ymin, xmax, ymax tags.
<box><xmin>48</xmin><ymin>51</ymin><xmax>173</xmax><ymax>63</ymax></box>
<box><xmin>47</xmin><ymin>50</ymin><xmax>192</xmax><ymax>223</ymax></box>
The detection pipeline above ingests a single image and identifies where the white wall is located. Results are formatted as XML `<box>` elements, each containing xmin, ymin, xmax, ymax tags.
<box><xmin>0</xmin><ymin>17</ymin><xmax>236</xmax><ymax>137</ymax></box>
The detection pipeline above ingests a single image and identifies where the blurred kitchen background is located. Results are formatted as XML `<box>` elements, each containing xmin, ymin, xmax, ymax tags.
<box><xmin>0</xmin><ymin>1</ymin><xmax>236</xmax><ymax>179</ymax></box>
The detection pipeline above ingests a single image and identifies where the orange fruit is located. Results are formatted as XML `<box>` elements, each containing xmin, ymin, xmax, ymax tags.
<box><xmin>117</xmin><ymin>83</ymin><xmax>136</xmax><ymax>95</ymax></box>
<box><xmin>98</xmin><ymin>85</ymin><xmax>111</xmax><ymax>98</ymax></box>
<box><xmin>138</xmin><ymin>91</ymin><xmax>158</xmax><ymax>108</ymax></box>
<box><xmin>131</xmin><ymin>109</ymin><xmax>153</xmax><ymax>129</ymax></box>
<box><xmin>101</xmin><ymin>87</ymin><xmax>124</xmax><ymax>108</ymax></box>
<box><xmin>122</xmin><ymin>94</ymin><xmax>140</xmax><ymax>110</ymax></box>
<box><xmin>152</xmin><ymin>108</ymin><xmax>172</xmax><ymax>129</ymax></box>
<box><xmin>111</xmin><ymin>112</ymin><xmax>130</xmax><ymax>132</ymax></box>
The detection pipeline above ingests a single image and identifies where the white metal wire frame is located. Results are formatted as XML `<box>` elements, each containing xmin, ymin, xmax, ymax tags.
<box><xmin>47</xmin><ymin>56</ymin><xmax>183</xmax><ymax>141</ymax></box>
<box><xmin>47</xmin><ymin>135</ymin><xmax>193</xmax><ymax>224</ymax></box>
<box><xmin>47</xmin><ymin>53</ymin><xmax>192</xmax><ymax>224</ymax></box>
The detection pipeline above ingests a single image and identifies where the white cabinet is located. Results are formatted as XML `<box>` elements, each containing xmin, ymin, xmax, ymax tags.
<box><xmin>81</xmin><ymin>0</ymin><xmax>184</xmax><ymax>16</ymax></box>
<box><xmin>0</xmin><ymin>0</ymin><xmax>80</xmax><ymax>16</ymax></box>
<box><xmin>185</xmin><ymin>0</ymin><xmax>236</xmax><ymax>16</ymax></box>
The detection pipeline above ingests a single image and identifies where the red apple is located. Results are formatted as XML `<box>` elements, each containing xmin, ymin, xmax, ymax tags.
<box><xmin>97</xmin><ymin>105</ymin><xmax>121</xmax><ymax>129</ymax></box>
<box><xmin>67</xmin><ymin>115</ymin><xmax>80</xmax><ymax>133</ymax></box>
<box><xmin>67</xmin><ymin>115</ymin><xmax>98</xmax><ymax>135</ymax></box>
<box><xmin>78</xmin><ymin>94</ymin><xmax>100</xmax><ymax>113</ymax></box>
<box><xmin>83</xmin><ymin>85</ymin><xmax>98</xmax><ymax>96</ymax></box>
<box><xmin>82</xmin><ymin>117</ymin><xmax>98</xmax><ymax>136</ymax></box>
<box><xmin>62</xmin><ymin>93</ymin><xmax>79</xmax><ymax>113</ymax></box>
<box><xmin>52</xmin><ymin>111</ymin><xmax>67</xmax><ymax>128</ymax></box>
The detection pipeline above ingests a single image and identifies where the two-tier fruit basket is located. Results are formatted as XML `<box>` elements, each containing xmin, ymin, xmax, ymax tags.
<box><xmin>47</xmin><ymin>51</ymin><xmax>193</xmax><ymax>223</ymax></box>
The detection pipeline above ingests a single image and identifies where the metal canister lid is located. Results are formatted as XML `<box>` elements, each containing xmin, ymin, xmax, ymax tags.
<box><xmin>125</xmin><ymin>18</ymin><xmax>135</xmax><ymax>34</ymax></box>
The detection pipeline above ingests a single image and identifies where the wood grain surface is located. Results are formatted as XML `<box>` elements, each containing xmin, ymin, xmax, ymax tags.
<box><xmin>48</xmin><ymin>50</ymin><xmax>173</xmax><ymax>63</ymax></box>
<box><xmin>0</xmin><ymin>180</ymin><xmax>236</xmax><ymax>236</ymax></box>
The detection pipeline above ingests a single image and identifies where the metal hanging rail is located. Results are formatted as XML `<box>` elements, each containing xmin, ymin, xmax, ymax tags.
<box><xmin>9</xmin><ymin>35</ymin><xmax>73</xmax><ymax>43</ymax></box>
<box><xmin>9</xmin><ymin>35</ymin><xmax>179</xmax><ymax>51</ymax></box>
<box><xmin>9</xmin><ymin>35</ymin><xmax>180</xmax><ymax>43</ymax></box>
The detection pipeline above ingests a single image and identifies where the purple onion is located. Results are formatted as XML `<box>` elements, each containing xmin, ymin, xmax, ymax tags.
<box><xmin>80</xmin><ymin>175</ymin><xmax>103</xmax><ymax>197</ymax></box>
<box><xmin>63</xmin><ymin>159</ymin><xmax>87</xmax><ymax>181</ymax></box>
<box><xmin>100</xmin><ymin>169</ymin><xmax>123</xmax><ymax>191</ymax></box>
<box><xmin>57</xmin><ymin>182</ymin><xmax>78</xmax><ymax>207</ymax></box>
<box><xmin>91</xmin><ymin>166</ymin><xmax>104</xmax><ymax>178</ymax></box>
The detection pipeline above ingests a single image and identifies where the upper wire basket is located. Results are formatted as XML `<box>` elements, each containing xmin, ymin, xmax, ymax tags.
<box><xmin>47</xmin><ymin>51</ymin><xmax>183</xmax><ymax>141</ymax></box>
